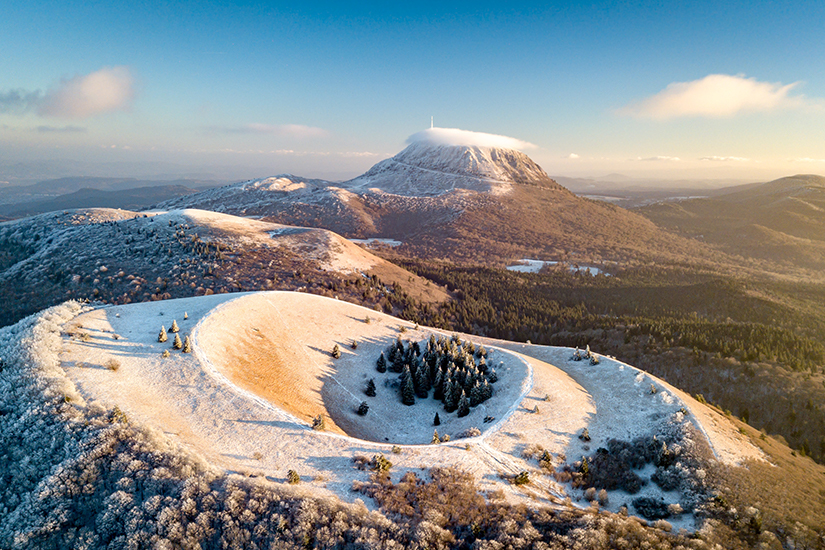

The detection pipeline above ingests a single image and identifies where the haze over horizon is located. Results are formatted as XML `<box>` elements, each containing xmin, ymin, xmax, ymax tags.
<box><xmin>2</xmin><ymin>1</ymin><xmax>824</xmax><ymax>184</ymax></box>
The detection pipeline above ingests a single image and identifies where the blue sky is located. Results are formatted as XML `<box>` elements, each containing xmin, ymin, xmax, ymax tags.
<box><xmin>2</xmin><ymin>1</ymin><xmax>824</xmax><ymax>182</ymax></box>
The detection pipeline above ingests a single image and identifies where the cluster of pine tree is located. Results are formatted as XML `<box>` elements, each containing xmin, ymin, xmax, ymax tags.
<box><xmin>377</xmin><ymin>334</ymin><xmax>496</xmax><ymax>417</ymax></box>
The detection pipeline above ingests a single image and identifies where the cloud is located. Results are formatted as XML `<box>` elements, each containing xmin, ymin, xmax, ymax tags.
<box><xmin>699</xmin><ymin>156</ymin><xmax>750</xmax><ymax>162</ymax></box>
<box><xmin>567</xmin><ymin>153</ymin><xmax>580</xmax><ymax>159</ymax></box>
<box><xmin>38</xmin><ymin>66</ymin><xmax>135</xmax><ymax>119</ymax></box>
<box><xmin>36</xmin><ymin>125</ymin><xmax>87</xmax><ymax>133</ymax></box>
<box><xmin>633</xmin><ymin>156</ymin><xmax>681</xmax><ymax>162</ymax></box>
<box><xmin>0</xmin><ymin>90</ymin><xmax>42</xmax><ymax>114</ymax></box>
<box><xmin>619</xmin><ymin>74</ymin><xmax>813</xmax><ymax>119</ymax></box>
<box><xmin>406</xmin><ymin>127</ymin><xmax>537</xmax><ymax>150</ymax></box>
<box><xmin>216</xmin><ymin>123</ymin><xmax>329</xmax><ymax>139</ymax></box>
<box><xmin>792</xmin><ymin>157</ymin><xmax>825</xmax><ymax>163</ymax></box>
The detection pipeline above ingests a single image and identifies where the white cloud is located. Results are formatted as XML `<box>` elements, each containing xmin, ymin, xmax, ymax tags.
<box><xmin>792</xmin><ymin>157</ymin><xmax>825</xmax><ymax>163</ymax></box>
<box><xmin>619</xmin><ymin>74</ymin><xmax>813</xmax><ymax>119</ymax></box>
<box><xmin>567</xmin><ymin>153</ymin><xmax>580</xmax><ymax>159</ymax></box>
<box><xmin>406</xmin><ymin>127</ymin><xmax>537</xmax><ymax>150</ymax></box>
<box><xmin>634</xmin><ymin>156</ymin><xmax>681</xmax><ymax>162</ymax></box>
<box><xmin>38</xmin><ymin>66</ymin><xmax>135</xmax><ymax>119</ymax></box>
<box><xmin>699</xmin><ymin>156</ymin><xmax>750</xmax><ymax>162</ymax></box>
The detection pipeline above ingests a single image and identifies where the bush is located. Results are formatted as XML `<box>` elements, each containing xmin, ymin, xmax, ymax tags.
<box><xmin>357</xmin><ymin>401</ymin><xmax>369</xmax><ymax>416</ymax></box>
<box><xmin>312</xmin><ymin>414</ymin><xmax>325</xmax><ymax>430</ymax></box>
<box><xmin>457</xmin><ymin>427</ymin><xmax>481</xmax><ymax>439</ymax></box>
<box><xmin>331</xmin><ymin>344</ymin><xmax>341</xmax><ymax>359</ymax></box>
<box><xmin>513</xmin><ymin>471</ymin><xmax>530</xmax><ymax>485</ymax></box>
<box><xmin>632</xmin><ymin>497</ymin><xmax>671</xmax><ymax>520</ymax></box>
<box><xmin>287</xmin><ymin>470</ymin><xmax>300</xmax><ymax>484</ymax></box>
<box><xmin>104</xmin><ymin>358</ymin><xmax>120</xmax><ymax>371</ymax></box>
<box><xmin>370</xmin><ymin>454</ymin><xmax>392</xmax><ymax>472</ymax></box>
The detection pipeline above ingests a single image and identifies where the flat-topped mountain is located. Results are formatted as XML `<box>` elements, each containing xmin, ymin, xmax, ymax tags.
<box><xmin>347</xmin><ymin>139</ymin><xmax>563</xmax><ymax>196</ymax></box>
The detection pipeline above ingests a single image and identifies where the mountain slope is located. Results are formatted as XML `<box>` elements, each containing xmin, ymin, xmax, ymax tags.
<box><xmin>638</xmin><ymin>174</ymin><xmax>825</xmax><ymax>270</ymax></box>
<box><xmin>0</xmin><ymin>207</ymin><xmax>447</xmax><ymax>327</ymax></box>
<box><xmin>347</xmin><ymin>141</ymin><xmax>562</xmax><ymax>196</ymax></box>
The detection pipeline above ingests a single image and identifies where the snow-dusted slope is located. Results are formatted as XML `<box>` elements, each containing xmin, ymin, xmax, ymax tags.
<box><xmin>346</xmin><ymin>141</ymin><xmax>559</xmax><ymax>196</ymax></box>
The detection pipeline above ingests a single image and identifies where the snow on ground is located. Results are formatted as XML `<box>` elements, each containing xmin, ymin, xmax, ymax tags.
<box><xmin>57</xmin><ymin>291</ymin><xmax>762</xmax><ymax>521</ymax></box>
<box><xmin>506</xmin><ymin>259</ymin><xmax>606</xmax><ymax>276</ymax></box>
<box><xmin>349</xmin><ymin>238</ymin><xmax>403</xmax><ymax>247</ymax></box>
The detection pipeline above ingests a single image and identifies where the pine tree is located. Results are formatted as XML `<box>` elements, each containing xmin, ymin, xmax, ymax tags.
<box><xmin>432</xmin><ymin>430</ymin><xmax>440</xmax><ymax>444</ymax></box>
<box><xmin>331</xmin><ymin>344</ymin><xmax>341</xmax><ymax>359</ymax></box>
<box><xmin>457</xmin><ymin>390</ymin><xmax>470</xmax><ymax>417</ymax></box>
<box><xmin>442</xmin><ymin>378</ymin><xmax>456</xmax><ymax>411</ymax></box>
<box><xmin>184</xmin><ymin>311</ymin><xmax>189</xmax><ymax>320</ymax></box>
<box><xmin>377</xmin><ymin>352</ymin><xmax>387</xmax><ymax>373</ymax></box>
<box><xmin>357</xmin><ymin>401</ymin><xmax>369</xmax><ymax>416</ymax></box>
<box><xmin>170</xmin><ymin>319</ymin><xmax>180</xmax><ymax>333</ymax></box>
<box><xmin>366</xmin><ymin>379</ymin><xmax>376</xmax><ymax>397</ymax></box>
<box><xmin>182</xmin><ymin>336</ymin><xmax>192</xmax><ymax>353</ymax></box>
<box><xmin>414</xmin><ymin>364</ymin><xmax>430</xmax><ymax>398</ymax></box>
<box><xmin>173</xmin><ymin>333</ymin><xmax>183</xmax><ymax>350</ymax></box>
<box><xmin>434</xmin><ymin>412</ymin><xmax>441</xmax><ymax>426</ymax></box>
<box><xmin>158</xmin><ymin>325</ymin><xmax>168</xmax><ymax>343</ymax></box>
<box><xmin>401</xmin><ymin>372</ymin><xmax>416</xmax><ymax>406</ymax></box>
<box><xmin>432</xmin><ymin>368</ymin><xmax>445</xmax><ymax>400</ymax></box>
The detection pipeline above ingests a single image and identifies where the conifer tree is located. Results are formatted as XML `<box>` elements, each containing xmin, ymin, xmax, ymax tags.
<box><xmin>401</xmin><ymin>372</ymin><xmax>416</xmax><ymax>406</ymax></box>
<box><xmin>377</xmin><ymin>352</ymin><xmax>387</xmax><ymax>373</ymax></box>
<box><xmin>184</xmin><ymin>312</ymin><xmax>189</xmax><ymax>320</ymax></box>
<box><xmin>457</xmin><ymin>390</ymin><xmax>470</xmax><ymax>418</ymax></box>
<box><xmin>158</xmin><ymin>325</ymin><xmax>168</xmax><ymax>343</ymax></box>
<box><xmin>366</xmin><ymin>378</ymin><xmax>377</xmax><ymax>397</ymax></box>
<box><xmin>434</xmin><ymin>412</ymin><xmax>441</xmax><ymax>426</ymax></box>
<box><xmin>432</xmin><ymin>368</ymin><xmax>445</xmax><ymax>400</ymax></box>
<box><xmin>182</xmin><ymin>335</ymin><xmax>192</xmax><ymax>353</ymax></box>
<box><xmin>414</xmin><ymin>364</ymin><xmax>430</xmax><ymax>398</ymax></box>
<box><xmin>331</xmin><ymin>344</ymin><xmax>341</xmax><ymax>359</ymax></box>
<box><xmin>357</xmin><ymin>401</ymin><xmax>369</xmax><ymax>416</ymax></box>
<box><xmin>442</xmin><ymin>378</ymin><xmax>456</xmax><ymax>411</ymax></box>
<box><xmin>170</xmin><ymin>319</ymin><xmax>180</xmax><ymax>333</ymax></box>
<box><xmin>173</xmin><ymin>333</ymin><xmax>183</xmax><ymax>350</ymax></box>
<box><xmin>432</xmin><ymin>430</ymin><xmax>440</xmax><ymax>444</ymax></box>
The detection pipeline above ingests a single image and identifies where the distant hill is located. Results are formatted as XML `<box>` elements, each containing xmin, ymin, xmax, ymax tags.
<box><xmin>638</xmin><ymin>174</ymin><xmax>825</xmax><ymax>271</ymax></box>
<box><xmin>0</xmin><ymin>185</ymin><xmax>203</xmax><ymax>219</ymax></box>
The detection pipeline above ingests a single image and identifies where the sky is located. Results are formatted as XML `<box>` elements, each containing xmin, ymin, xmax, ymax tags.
<box><xmin>2</xmin><ymin>1</ymin><xmax>824</xmax><ymax>184</ymax></box>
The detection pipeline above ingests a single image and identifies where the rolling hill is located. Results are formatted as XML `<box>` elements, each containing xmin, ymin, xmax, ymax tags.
<box><xmin>638</xmin><ymin>174</ymin><xmax>825</xmax><ymax>271</ymax></box>
<box><xmin>0</xmin><ymin>207</ymin><xmax>446</xmax><ymax>328</ymax></box>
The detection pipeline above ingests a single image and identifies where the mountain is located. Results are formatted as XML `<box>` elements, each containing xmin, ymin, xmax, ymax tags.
<box><xmin>347</xmin><ymin>141</ymin><xmax>562</xmax><ymax>196</ymax></box>
<box><xmin>0</xmin><ymin>207</ymin><xmax>446</xmax><ymax>327</ymax></box>
<box><xmin>157</xmin><ymin>139</ymin><xmax>719</xmax><ymax>268</ymax></box>
<box><xmin>638</xmin><ymin>174</ymin><xmax>825</xmax><ymax>271</ymax></box>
